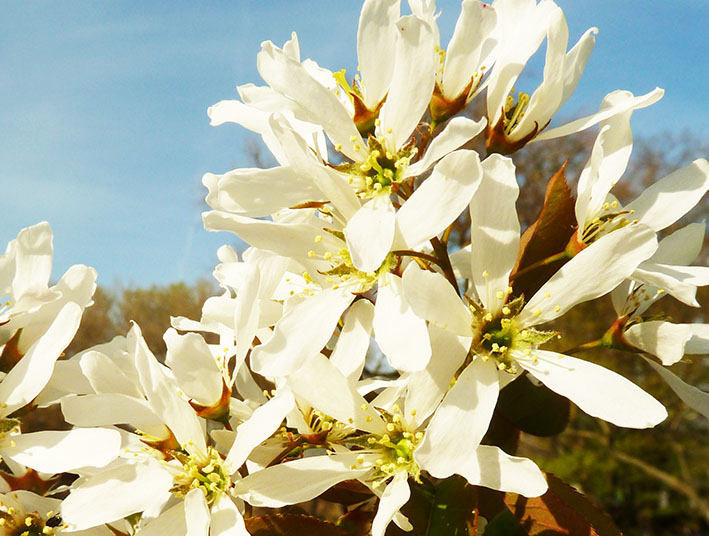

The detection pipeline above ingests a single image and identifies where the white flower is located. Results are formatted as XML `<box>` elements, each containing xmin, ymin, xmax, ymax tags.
<box><xmin>60</xmin><ymin>325</ymin><xmax>251</xmax><ymax>535</ymax></box>
<box><xmin>403</xmin><ymin>154</ymin><xmax>667</xmax><ymax>450</ymax></box>
<box><xmin>232</xmin><ymin>350</ymin><xmax>546</xmax><ymax>536</ymax></box>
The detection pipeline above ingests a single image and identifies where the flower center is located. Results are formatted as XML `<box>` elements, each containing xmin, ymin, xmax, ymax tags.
<box><xmin>504</xmin><ymin>90</ymin><xmax>530</xmax><ymax>135</ymax></box>
<box><xmin>337</xmin><ymin>136</ymin><xmax>417</xmax><ymax>200</ymax></box>
<box><xmin>170</xmin><ymin>447</ymin><xmax>231</xmax><ymax>506</ymax></box>
<box><xmin>305</xmin><ymin>230</ymin><xmax>398</xmax><ymax>293</ymax></box>
<box><xmin>581</xmin><ymin>202</ymin><xmax>637</xmax><ymax>245</ymax></box>
<box><xmin>0</xmin><ymin>501</ymin><xmax>62</xmax><ymax>536</ymax></box>
<box><xmin>467</xmin><ymin>296</ymin><xmax>557</xmax><ymax>374</ymax></box>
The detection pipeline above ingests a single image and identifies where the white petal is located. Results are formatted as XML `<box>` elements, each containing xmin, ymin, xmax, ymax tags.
<box><xmin>12</xmin><ymin>221</ymin><xmax>53</xmax><ymax>298</ymax></box>
<box><xmin>404</xmin><ymin>325</ymin><xmax>470</xmax><ymax>429</ymax></box>
<box><xmin>233</xmin><ymin>453</ymin><xmax>370</xmax><ymax>507</ymax></box>
<box><xmin>345</xmin><ymin>195</ymin><xmax>395</xmax><ymax>273</ymax></box>
<box><xmin>185</xmin><ymin>488</ymin><xmax>210</xmax><ymax>536</ymax></box>
<box><xmin>458</xmin><ymin>445</ymin><xmax>547</xmax><ymax>497</ymax></box>
<box><xmin>203</xmin><ymin>211</ymin><xmax>338</xmax><ymax>261</ymax></box>
<box><xmin>132</xmin><ymin>325</ymin><xmax>207</xmax><ymax>455</ymax></box>
<box><xmin>415</xmin><ymin>357</ymin><xmax>499</xmax><ymax>478</ymax></box>
<box><xmin>624</xmin><ymin>321</ymin><xmax>693</xmax><ymax>365</ymax></box>
<box><xmin>397</xmin><ymin>149</ymin><xmax>483</xmax><ymax>249</ymax></box>
<box><xmin>442</xmin><ymin>0</ymin><xmax>497</xmax><ymax>101</ymax></box>
<box><xmin>519</xmin><ymin>224</ymin><xmax>657</xmax><ymax>327</ymax></box>
<box><xmin>402</xmin><ymin>266</ymin><xmax>472</xmax><ymax>336</ymax></box>
<box><xmin>209</xmin><ymin>495</ymin><xmax>249</xmax><ymax>536</ymax></box>
<box><xmin>4</xmin><ymin>428</ymin><xmax>121</xmax><ymax>473</ymax></box>
<box><xmin>165</xmin><ymin>329</ymin><xmax>223</xmax><ymax>407</ymax></box>
<box><xmin>62</xmin><ymin>460</ymin><xmax>173</xmax><ymax>530</ymax></box>
<box><xmin>651</xmin><ymin>222</ymin><xmax>705</xmax><ymax>265</ymax></box>
<box><xmin>137</xmin><ymin>501</ymin><xmax>188</xmax><ymax>536</ymax></box>
<box><xmin>79</xmin><ymin>350</ymin><xmax>142</xmax><ymax>398</ymax></box>
<box><xmin>257</xmin><ymin>41</ymin><xmax>363</xmax><ymax>160</ymax></box>
<box><xmin>226</xmin><ymin>391</ymin><xmax>295</xmax><ymax>470</ymax></box>
<box><xmin>288</xmin><ymin>352</ymin><xmax>387</xmax><ymax>435</ymax></box>
<box><xmin>632</xmin><ymin>263</ymin><xmax>708</xmax><ymax>308</ymax></box>
<box><xmin>535</xmin><ymin>87</ymin><xmax>664</xmax><ymax>142</ymax></box>
<box><xmin>202</xmin><ymin>166</ymin><xmax>322</xmax><ymax>218</ymax></box>
<box><xmin>522</xmin><ymin>350</ymin><xmax>667</xmax><ymax>428</ymax></box>
<box><xmin>686</xmin><ymin>324</ymin><xmax>709</xmax><ymax>354</ymax></box>
<box><xmin>371</xmin><ymin>472</ymin><xmax>410</xmax><ymax>536</ymax></box>
<box><xmin>470</xmin><ymin>154</ymin><xmax>519</xmax><ymax>313</ymax></box>
<box><xmin>512</xmin><ymin>6</ymin><xmax>568</xmax><ymax>140</ymax></box>
<box><xmin>61</xmin><ymin>393</ymin><xmax>164</xmax><ymax>428</ymax></box>
<box><xmin>250</xmin><ymin>287</ymin><xmax>353</xmax><ymax>377</ymax></box>
<box><xmin>269</xmin><ymin>114</ymin><xmax>360</xmax><ymax>220</ymax></box>
<box><xmin>357</xmin><ymin>0</ymin><xmax>400</xmax><ymax>109</ymax></box>
<box><xmin>0</xmin><ymin>302</ymin><xmax>82</xmax><ymax>416</ymax></box>
<box><xmin>330</xmin><ymin>299</ymin><xmax>375</xmax><ymax>382</ymax></box>
<box><xmin>404</xmin><ymin>117</ymin><xmax>486</xmax><ymax>178</ymax></box>
<box><xmin>644</xmin><ymin>358</ymin><xmax>709</xmax><ymax>420</ymax></box>
<box><xmin>373</xmin><ymin>273</ymin><xmax>431</xmax><ymax>372</ymax></box>
<box><xmin>625</xmin><ymin>158</ymin><xmax>709</xmax><ymax>231</ymax></box>
<box><xmin>378</xmin><ymin>15</ymin><xmax>436</xmax><ymax>151</ymax></box>
<box><xmin>576</xmin><ymin>90</ymin><xmax>638</xmax><ymax>228</ymax></box>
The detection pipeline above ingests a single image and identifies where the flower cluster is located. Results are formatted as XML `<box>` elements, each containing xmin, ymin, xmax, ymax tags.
<box><xmin>2</xmin><ymin>1</ymin><xmax>708</xmax><ymax>535</ymax></box>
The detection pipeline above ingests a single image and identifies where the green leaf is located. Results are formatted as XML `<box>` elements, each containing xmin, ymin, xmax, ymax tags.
<box><xmin>503</xmin><ymin>473</ymin><xmax>622</xmax><ymax>536</ymax></box>
<box><xmin>427</xmin><ymin>476</ymin><xmax>483</xmax><ymax>536</ymax></box>
<box><xmin>483</xmin><ymin>509</ymin><xmax>528</xmax><ymax>536</ymax></box>
<box><xmin>387</xmin><ymin>476</ymin><xmax>486</xmax><ymax>536</ymax></box>
<box><xmin>511</xmin><ymin>163</ymin><xmax>577</xmax><ymax>300</ymax></box>
<box><xmin>496</xmin><ymin>374</ymin><xmax>570</xmax><ymax>437</ymax></box>
<box><xmin>245</xmin><ymin>514</ymin><xmax>355</xmax><ymax>536</ymax></box>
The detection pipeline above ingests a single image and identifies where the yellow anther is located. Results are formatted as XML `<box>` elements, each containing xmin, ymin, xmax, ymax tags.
<box><xmin>482</xmin><ymin>270</ymin><xmax>489</xmax><ymax>278</ymax></box>
<box><xmin>386</xmin><ymin>423</ymin><xmax>395</xmax><ymax>432</ymax></box>
<box><xmin>386</xmin><ymin>127</ymin><xmax>393</xmax><ymax>134</ymax></box>
<box><xmin>314</xmin><ymin>235</ymin><xmax>322</xmax><ymax>243</ymax></box>
<box><xmin>533</xmin><ymin>308</ymin><xmax>542</xmax><ymax>316</ymax></box>
<box><xmin>357</xmin><ymin>455</ymin><xmax>365</xmax><ymax>465</ymax></box>
<box><xmin>496</xmin><ymin>290</ymin><xmax>505</xmax><ymax>300</ymax></box>
<box><xmin>392</xmin><ymin>404</ymin><xmax>400</xmax><ymax>413</ymax></box>
<box><xmin>335</xmin><ymin>144</ymin><xmax>343</xmax><ymax>151</ymax></box>
<box><xmin>365</xmin><ymin>416</ymin><xmax>372</xmax><ymax>422</ymax></box>
<box><xmin>502</xmin><ymin>306</ymin><xmax>511</xmax><ymax>315</ymax></box>
<box><xmin>483</xmin><ymin>313</ymin><xmax>493</xmax><ymax>322</ymax></box>
<box><xmin>410</xmin><ymin>409</ymin><xmax>417</xmax><ymax>416</ymax></box>
<box><xmin>307</xmin><ymin>250</ymin><xmax>316</xmax><ymax>258</ymax></box>
<box><xmin>353</xmin><ymin>144</ymin><xmax>361</xmax><ymax>152</ymax></box>
<box><xmin>349</xmin><ymin>135</ymin><xmax>358</xmax><ymax>142</ymax></box>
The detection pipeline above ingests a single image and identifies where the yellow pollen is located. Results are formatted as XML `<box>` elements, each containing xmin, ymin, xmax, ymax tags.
<box><xmin>386</xmin><ymin>423</ymin><xmax>395</xmax><ymax>432</ymax></box>
<box><xmin>482</xmin><ymin>270</ymin><xmax>489</xmax><ymax>278</ymax></box>
<box><xmin>502</xmin><ymin>306</ymin><xmax>511</xmax><ymax>315</ymax></box>
<box><xmin>554</xmin><ymin>305</ymin><xmax>561</xmax><ymax>312</ymax></box>
<box><xmin>349</xmin><ymin>136</ymin><xmax>357</xmax><ymax>142</ymax></box>
<box><xmin>365</xmin><ymin>416</ymin><xmax>372</xmax><ymax>422</ymax></box>
<box><xmin>360</xmin><ymin>403</ymin><xmax>368</xmax><ymax>410</ymax></box>
<box><xmin>496</xmin><ymin>291</ymin><xmax>505</xmax><ymax>300</ymax></box>
<box><xmin>386</xmin><ymin>127</ymin><xmax>393</xmax><ymax>134</ymax></box>
<box><xmin>533</xmin><ymin>308</ymin><xmax>542</xmax><ymax>316</ymax></box>
<box><xmin>314</xmin><ymin>235</ymin><xmax>322</xmax><ymax>243</ymax></box>
<box><xmin>335</xmin><ymin>144</ymin><xmax>343</xmax><ymax>151</ymax></box>
<box><xmin>483</xmin><ymin>313</ymin><xmax>493</xmax><ymax>322</ymax></box>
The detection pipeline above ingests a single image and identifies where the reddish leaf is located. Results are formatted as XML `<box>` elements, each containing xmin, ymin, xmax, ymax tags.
<box><xmin>337</xmin><ymin>505</ymin><xmax>373</xmax><ymax>536</ymax></box>
<box><xmin>511</xmin><ymin>163</ymin><xmax>577</xmax><ymax>300</ymax></box>
<box><xmin>318</xmin><ymin>479</ymin><xmax>373</xmax><ymax>505</ymax></box>
<box><xmin>245</xmin><ymin>514</ymin><xmax>355</xmax><ymax>536</ymax></box>
<box><xmin>503</xmin><ymin>473</ymin><xmax>622</xmax><ymax>536</ymax></box>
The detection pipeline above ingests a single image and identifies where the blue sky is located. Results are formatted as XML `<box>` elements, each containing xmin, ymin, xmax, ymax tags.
<box><xmin>1</xmin><ymin>1</ymin><xmax>707</xmax><ymax>288</ymax></box>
